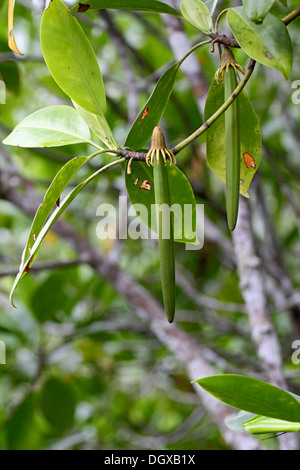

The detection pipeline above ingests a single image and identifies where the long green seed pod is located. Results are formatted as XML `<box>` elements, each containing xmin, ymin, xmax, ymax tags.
<box><xmin>222</xmin><ymin>47</ymin><xmax>241</xmax><ymax>231</ymax></box>
<box><xmin>149</xmin><ymin>127</ymin><xmax>176</xmax><ymax>323</ymax></box>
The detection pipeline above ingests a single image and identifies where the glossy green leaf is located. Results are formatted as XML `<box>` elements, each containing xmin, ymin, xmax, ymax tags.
<box><xmin>40</xmin><ymin>378</ymin><xmax>76</xmax><ymax>431</ymax></box>
<box><xmin>204</xmin><ymin>79</ymin><xmax>261</xmax><ymax>198</ymax></box>
<box><xmin>242</xmin><ymin>415</ymin><xmax>300</xmax><ymax>434</ymax></box>
<box><xmin>3</xmin><ymin>106</ymin><xmax>92</xmax><ymax>148</ymax></box>
<box><xmin>125</xmin><ymin>63</ymin><xmax>179</xmax><ymax>150</ymax></box>
<box><xmin>125</xmin><ymin>160</ymin><xmax>197</xmax><ymax>243</ymax></box>
<box><xmin>72</xmin><ymin>0</ymin><xmax>181</xmax><ymax>16</ymax></box>
<box><xmin>243</xmin><ymin>0</ymin><xmax>276</xmax><ymax>24</ymax></box>
<box><xmin>41</xmin><ymin>0</ymin><xmax>106</xmax><ymax>114</ymax></box>
<box><xmin>227</xmin><ymin>7</ymin><xmax>293</xmax><ymax>79</ymax></box>
<box><xmin>181</xmin><ymin>0</ymin><xmax>212</xmax><ymax>34</ymax></box>
<box><xmin>195</xmin><ymin>375</ymin><xmax>300</xmax><ymax>423</ymax></box>
<box><xmin>10</xmin><ymin>155</ymin><xmax>119</xmax><ymax>306</ymax></box>
<box><xmin>73</xmin><ymin>102</ymin><xmax>119</xmax><ymax>150</ymax></box>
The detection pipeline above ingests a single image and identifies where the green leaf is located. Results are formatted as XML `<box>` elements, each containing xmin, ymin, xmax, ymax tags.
<box><xmin>72</xmin><ymin>0</ymin><xmax>182</xmax><ymax>17</ymax></box>
<box><xmin>204</xmin><ymin>79</ymin><xmax>261</xmax><ymax>198</ymax></box>
<box><xmin>181</xmin><ymin>0</ymin><xmax>212</xmax><ymax>35</ymax></box>
<box><xmin>243</xmin><ymin>0</ymin><xmax>277</xmax><ymax>24</ymax></box>
<box><xmin>73</xmin><ymin>102</ymin><xmax>119</xmax><ymax>150</ymax></box>
<box><xmin>125</xmin><ymin>63</ymin><xmax>179</xmax><ymax>150</ymax></box>
<box><xmin>227</xmin><ymin>7</ymin><xmax>293</xmax><ymax>79</ymax></box>
<box><xmin>10</xmin><ymin>155</ymin><xmax>120</xmax><ymax>306</ymax></box>
<box><xmin>125</xmin><ymin>160</ymin><xmax>198</xmax><ymax>243</ymax></box>
<box><xmin>41</xmin><ymin>0</ymin><xmax>106</xmax><ymax>114</ymax></box>
<box><xmin>3</xmin><ymin>106</ymin><xmax>92</xmax><ymax>148</ymax></box>
<box><xmin>20</xmin><ymin>154</ymin><xmax>94</xmax><ymax>268</ymax></box>
<box><xmin>204</xmin><ymin>0</ymin><xmax>218</xmax><ymax>16</ymax></box>
<box><xmin>242</xmin><ymin>415</ymin><xmax>300</xmax><ymax>434</ymax></box>
<box><xmin>10</xmin><ymin>154</ymin><xmax>95</xmax><ymax>306</ymax></box>
<box><xmin>195</xmin><ymin>375</ymin><xmax>300</xmax><ymax>423</ymax></box>
<box><xmin>40</xmin><ymin>378</ymin><xmax>76</xmax><ymax>431</ymax></box>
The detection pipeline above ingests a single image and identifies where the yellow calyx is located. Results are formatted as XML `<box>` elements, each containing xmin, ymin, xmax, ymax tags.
<box><xmin>215</xmin><ymin>46</ymin><xmax>245</xmax><ymax>83</ymax></box>
<box><xmin>146</xmin><ymin>126</ymin><xmax>176</xmax><ymax>167</ymax></box>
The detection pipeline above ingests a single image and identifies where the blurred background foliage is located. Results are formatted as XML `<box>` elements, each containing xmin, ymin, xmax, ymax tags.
<box><xmin>0</xmin><ymin>0</ymin><xmax>300</xmax><ymax>450</ymax></box>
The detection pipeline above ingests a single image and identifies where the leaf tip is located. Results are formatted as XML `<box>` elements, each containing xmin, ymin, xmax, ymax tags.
<box><xmin>9</xmin><ymin>292</ymin><xmax>17</xmax><ymax>308</ymax></box>
<box><xmin>77</xmin><ymin>2</ymin><xmax>91</xmax><ymax>13</ymax></box>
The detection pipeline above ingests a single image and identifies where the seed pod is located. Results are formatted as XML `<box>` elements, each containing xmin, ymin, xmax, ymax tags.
<box><xmin>148</xmin><ymin>127</ymin><xmax>176</xmax><ymax>323</ymax></box>
<box><xmin>222</xmin><ymin>47</ymin><xmax>241</xmax><ymax>231</ymax></box>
